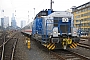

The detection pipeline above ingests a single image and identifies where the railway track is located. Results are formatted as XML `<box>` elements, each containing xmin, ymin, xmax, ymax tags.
<box><xmin>3</xmin><ymin>38</ymin><xmax>18</xmax><ymax>60</ymax></box>
<box><xmin>0</xmin><ymin>32</ymin><xmax>17</xmax><ymax>48</ymax></box>
<box><xmin>80</xmin><ymin>37</ymin><xmax>89</xmax><ymax>39</ymax></box>
<box><xmin>0</xmin><ymin>31</ymin><xmax>7</xmax><ymax>47</ymax></box>
<box><xmin>78</xmin><ymin>38</ymin><xmax>90</xmax><ymax>49</ymax></box>
<box><xmin>0</xmin><ymin>31</ymin><xmax>17</xmax><ymax>60</ymax></box>
<box><xmin>78</xmin><ymin>43</ymin><xmax>90</xmax><ymax>49</ymax></box>
<box><xmin>50</xmin><ymin>49</ymin><xmax>90</xmax><ymax>60</ymax></box>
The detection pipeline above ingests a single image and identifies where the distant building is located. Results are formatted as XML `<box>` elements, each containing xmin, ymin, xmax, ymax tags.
<box><xmin>1</xmin><ymin>18</ymin><xmax>4</xmax><ymax>28</ymax></box>
<box><xmin>72</xmin><ymin>2</ymin><xmax>90</xmax><ymax>32</ymax></box>
<box><xmin>0</xmin><ymin>16</ymin><xmax>9</xmax><ymax>29</ymax></box>
<box><xmin>4</xmin><ymin>16</ymin><xmax>9</xmax><ymax>28</ymax></box>
<box><xmin>0</xmin><ymin>18</ymin><xmax>1</xmax><ymax>26</ymax></box>
<box><xmin>11</xmin><ymin>13</ymin><xmax>16</xmax><ymax>28</ymax></box>
<box><xmin>0</xmin><ymin>10</ymin><xmax>4</xmax><ymax>28</ymax></box>
<box><xmin>21</xmin><ymin>20</ymin><xmax>26</xmax><ymax>28</ymax></box>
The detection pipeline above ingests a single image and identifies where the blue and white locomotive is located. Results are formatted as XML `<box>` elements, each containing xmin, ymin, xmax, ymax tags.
<box><xmin>32</xmin><ymin>9</ymin><xmax>80</xmax><ymax>50</ymax></box>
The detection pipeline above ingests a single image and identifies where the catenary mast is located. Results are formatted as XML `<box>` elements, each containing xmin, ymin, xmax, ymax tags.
<box><xmin>50</xmin><ymin>0</ymin><xmax>54</xmax><ymax>10</ymax></box>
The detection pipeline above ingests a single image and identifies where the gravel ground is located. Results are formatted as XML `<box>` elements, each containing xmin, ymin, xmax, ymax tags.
<box><xmin>14</xmin><ymin>32</ymin><xmax>58</xmax><ymax>60</ymax></box>
<box><xmin>9</xmin><ymin>32</ymin><xmax>90</xmax><ymax>60</ymax></box>
<box><xmin>14</xmin><ymin>32</ymin><xmax>90</xmax><ymax>60</ymax></box>
<box><xmin>14</xmin><ymin>33</ymin><xmax>28</xmax><ymax>60</ymax></box>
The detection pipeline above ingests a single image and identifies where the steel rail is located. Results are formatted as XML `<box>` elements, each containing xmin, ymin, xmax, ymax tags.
<box><xmin>11</xmin><ymin>38</ymin><xmax>18</xmax><ymax>60</ymax></box>
<box><xmin>0</xmin><ymin>33</ymin><xmax>17</xmax><ymax>48</ymax></box>
<box><xmin>50</xmin><ymin>49</ymin><xmax>90</xmax><ymax>60</ymax></box>
<box><xmin>78</xmin><ymin>43</ymin><xmax>90</xmax><ymax>49</ymax></box>
<box><xmin>68</xmin><ymin>50</ymin><xmax>90</xmax><ymax>60</ymax></box>
<box><xmin>50</xmin><ymin>51</ymin><xmax>65</xmax><ymax>60</ymax></box>
<box><xmin>0</xmin><ymin>32</ymin><xmax>17</xmax><ymax>60</ymax></box>
<box><xmin>1</xmin><ymin>35</ymin><xmax>5</xmax><ymax>60</ymax></box>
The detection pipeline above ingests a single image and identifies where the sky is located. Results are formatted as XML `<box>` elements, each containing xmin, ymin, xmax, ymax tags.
<box><xmin>0</xmin><ymin>0</ymin><xmax>90</xmax><ymax>27</ymax></box>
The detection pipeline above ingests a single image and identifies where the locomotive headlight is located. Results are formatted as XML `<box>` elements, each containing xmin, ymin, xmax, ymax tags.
<box><xmin>53</xmin><ymin>31</ymin><xmax>57</xmax><ymax>34</ymax></box>
<box><xmin>49</xmin><ymin>36</ymin><xmax>51</xmax><ymax>38</ymax></box>
<box><xmin>53</xmin><ymin>27</ymin><xmax>58</xmax><ymax>37</ymax></box>
<box><xmin>74</xmin><ymin>31</ymin><xmax>77</xmax><ymax>34</ymax></box>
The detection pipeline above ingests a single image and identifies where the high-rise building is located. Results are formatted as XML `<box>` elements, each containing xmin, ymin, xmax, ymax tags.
<box><xmin>72</xmin><ymin>2</ymin><xmax>90</xmax><ymax>32</ymax></box>
<box><xmin>11</xmin><ymin>13</ymin><xmax>16</xmax><ymax>28</ymax></box>
<box><xmin>0</xmin><ymin>18</ymin><xmax>1</xmax><ymax>26</ymax></box>
<box><xmin>21</xmin><ymin>20</ymin><xmax>26</xmax><ymax>28</ymax></box>
<box><xmin>1</xmin><ymin>18</ymin><xmax>4</xmax><ymax>29</ymax></box>
<box><xmin>1</xmin><ymin>16</ymin><xmax>9</xmax><ymax>29</ymax></box>
<box><xmin>0</xmin><ymin>10</ymin><xmax>4</xmax><ymax>28</ymax></box>
<box><xmin>4</xmin><ymin>16</ymin><xmax>9</xmax><ymax>28</ymax></box>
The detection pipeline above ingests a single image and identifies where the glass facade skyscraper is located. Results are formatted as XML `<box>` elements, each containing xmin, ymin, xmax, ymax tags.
<box><xmin>11</xmin><ymin>13</ymin><xmax>16</xmax><ymax>28</ymax></box>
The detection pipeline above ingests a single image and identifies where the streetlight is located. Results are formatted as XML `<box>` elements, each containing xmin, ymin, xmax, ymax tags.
<box><xmin>33</xmin><ymin>8</ymin><xmax>35</xmax><ymax>17</ymax></box>
<box><xmin>27</xmin><ymin>11</ymin><xmax>30</xmax><ymax>23</ymax></box>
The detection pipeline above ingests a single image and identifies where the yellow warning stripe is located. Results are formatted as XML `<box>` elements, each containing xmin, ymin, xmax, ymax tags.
<box><xmin>70</xmin><ymin>43</ymin><xmax>78</xmax><ymax>48</ymax></box>
<box><xmin>70</xmin><ymin>43</ymin><xmax>77</xmax><ymax>48</ymax></box>
<box><xmin>43</xmin><ymin>43</ymin><xmax>56</xmax><ymax>50</ymax></box>
<box><xmin>48</xmin><ymin>44</ymin><xmax>54</xmax><ymax>50</ymax></box>
<box><xmin>51</xmin><ymin>46</ymin><xmax>55</xmax><ymax>50</ymax></box>
<box><xmin>43</xmin><ymin>44</ymin><xmax>47</xmax><ymax>47</ymax></box>
<box><xmin>72</xmin><ymin>44</ymin><xmax>76</xmax><ymax>48</ymax></box>
<box><xmin>73</xmin><ymin>43</ymin><xmax>77</xmax><ymax>47</ymax></box>
<box><xmin>70</xmin><ymin>46</ymin><xmax>73</xmax><ymax>48</ymax></box>
<box><xmin>47</xmin><ymin>43</ymin><xmax>51</xmax><ymax>48</ymax></box>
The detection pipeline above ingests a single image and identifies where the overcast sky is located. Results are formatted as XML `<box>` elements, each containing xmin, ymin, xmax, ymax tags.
<box><xmin>0</xmin><ymin>0</ymin><xmax>90</xmax><ymax>27</ymax></box>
